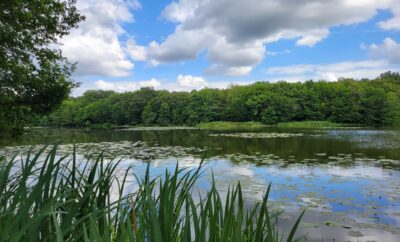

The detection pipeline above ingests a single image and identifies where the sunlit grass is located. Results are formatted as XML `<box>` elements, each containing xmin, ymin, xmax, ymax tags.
<box><xmin>276</xmin><ymin>121</ymin><xmax>343</xmax><ymax>129</ymax></box>
<box><xmin>197</xmin><ymin>121</ymin><xmax>266</xmax><ymax>130</ymax></box>
<box><xmin>0</xmin><ymin>145</ymin><xmax>304</xmax><ymax>241</ymax></box>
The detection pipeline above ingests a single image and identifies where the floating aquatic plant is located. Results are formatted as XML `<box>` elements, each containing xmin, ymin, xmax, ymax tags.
<box><xmin>209</xmin><ymin>133</ymin><xmax>304</xmax><ymax>139</ymax></box>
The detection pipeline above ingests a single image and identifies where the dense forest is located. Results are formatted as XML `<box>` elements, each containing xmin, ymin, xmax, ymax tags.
<box><xmin>38</xmin><ymin>72</ymin><xmax>400</xmax><ymax>127</ymax></box>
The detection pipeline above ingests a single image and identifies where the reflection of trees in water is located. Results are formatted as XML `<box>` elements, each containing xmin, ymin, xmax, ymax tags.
<box><xmin>11</xmin><ymin>128</ymin><xmax>400</xmax><ymax>169</ymax></box>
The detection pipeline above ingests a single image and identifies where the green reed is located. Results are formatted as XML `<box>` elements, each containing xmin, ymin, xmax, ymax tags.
<box><xmin>0</xmin><ymin>145</ymin><xmax>304</xmax><ymax>242</ymax></box>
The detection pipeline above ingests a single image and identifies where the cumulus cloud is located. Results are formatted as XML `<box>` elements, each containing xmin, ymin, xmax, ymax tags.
<box><xmin>148</xmin><ymin>0</ymin><xmax>394</xmax><ymax>76</ymax></box>
<box><xmin>368</xmin><ymin>38</ymin><xmax>400</xmax><ymax>63</ymax></box>
<box><xmin>177</xmin><ymin>74</ymin><xmax>208</xmax><ymax>89</ymax></box>
<box><xmin>162</xmin><ymin>0</ymin><xmax>203</xmax><ymax>23</ymax></box>
<box><xmin>378</xmin><ymin>3</ymin><xmax>400</xmax><ymax>31</ymax></box>
<box><xmin>95</xmin><ymin>78</ymin><xmax>161</xmax><ymax>92</ymax></box>
<box><xmin>265</xmin><ymin>60</ymin><xmax>396</xmax><ymax>82</ymax></box>
<box><xmin>72</xmin><ymin>76</ymin><xmax>256</xmax><ymax>96</ymax></box>
<box><xmin>161</xmin><ymin>76</ymin><xmax>252</xmax><ymax>91</ymax></box>
<box><xmin>61</xmin><ymin>0</ymin><xmax>140</xmax><ymax>76</ymax></box>
<box><xmin>148</xmin><ymin>28</ymin><xmax>211</xmax><ymax>63</ymax></box>
<box><xmin>96</xmin><ymin>80</ymin><xmax>116</xmax><ymax>90</ymax></box>
<box><xmin>296</xmin><ymin>29</ymin><xmax>330</xmax><ymax>47</ymax></box>
<box><xmin>126</xmin><ymin>39</ymin><xmax>147</xmax><ymax>61</ymax></box>
<box><xmin>205</xmin><ymin>39</ymin><xmax>265</xmax><ymax>76</ymax></box>
<box><xmin>85</xmin><ymin>76</ymin><xmax>252</xmax><ymax>94</ymax></box>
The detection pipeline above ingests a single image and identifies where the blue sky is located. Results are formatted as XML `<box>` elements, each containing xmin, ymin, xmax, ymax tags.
<box><xmin>61</xmin><ymin>0</ymin><xmax>400</xmax><ymax>96</ymax></box>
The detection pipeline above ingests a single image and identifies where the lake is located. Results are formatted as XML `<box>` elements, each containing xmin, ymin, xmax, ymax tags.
<box><xmin>1</xmin><ymin>127</ymin><xmax>400</xmax><ymax>241</ymax></box>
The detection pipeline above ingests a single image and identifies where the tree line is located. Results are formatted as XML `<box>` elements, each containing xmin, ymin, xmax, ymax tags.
<box><xmin>38</xmin><ymin>72</ymin><xmax>400</xmax><ymax>127</ymax></box>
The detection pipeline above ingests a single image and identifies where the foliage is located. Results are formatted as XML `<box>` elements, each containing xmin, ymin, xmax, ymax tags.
<box><xmin>0</xmin><ymin>145</ymin><xmax>304</xmax><ymax>241</ymax></box>
<box><xmin>40</xmin><ymin>72</ymin><xmax>400</xmax><ymax>128</ymax></box>
<box><xmin>0</xmin><ymin>0</ymin><xmax>85</xmax><ymax>139</ymax></box>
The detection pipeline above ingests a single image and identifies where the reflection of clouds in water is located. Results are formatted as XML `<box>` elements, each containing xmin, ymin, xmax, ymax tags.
<box><xmin>108</xmin><ymin>156</ymin><xmax>207</xmax><ymax>203</ymax></box>
<box><xmin>150</xmin><ymin>156</ymin><xmax>203</xmax><ymax>169</ymax></box>
<box><xmin>262</xmin><ymin>165</ymin><xmax>311</xmax><ymax>177</ymax></box>
<box><xmin>326</xmin><ymin>129</ymin><xmax>400</xmax><ymax>149</ymax></box>
<box><xmin>382</xmin><ymin>208</ymin><xmax>400</xmax><ymax>226</ymax></box>
<box><xmin>325</xmin><ymin>166</ymin><xmax>392</xmax><ymax>179</ymax></box>
<box><xmin>297</xmin><ymin>196</ymin><xmax>332</xmax><ymax>212</ymax></box>
<box><xmin>230</xmin><ymin>166</ymin><xmax>254</xmax><ymax>177</ymax></box>
<box><xmin>204</xmin><ymin>160</ymin><xmax>266</xmax><ymax>201</ymax></box>
<box><xmin>261</xmin><ymin>164</ymin><xmax>395</xmax><ymax>180</ymax></box>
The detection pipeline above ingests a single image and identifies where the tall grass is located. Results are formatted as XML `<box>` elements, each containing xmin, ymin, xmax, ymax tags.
<box><xmin>196</xmin><ymin>122</ymin><xmax>266</xmax><ymax>130</ymax></box>
<box><xmin>276</xmin><ymin>121</ymin><xmax>342</xmax><ymax>129</ymax></box>
<box><xmin>0</xmin><ymin>145</ymin><xmax>304</xmax><ymax>241</ymax></box>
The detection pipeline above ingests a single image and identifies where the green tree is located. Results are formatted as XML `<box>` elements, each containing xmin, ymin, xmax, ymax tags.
<box><xmin>158</xmin><ymin>102</ymin><xmax>171</xmax><ymax>126</ymax></box>
<box><xmin>142</xmin><ymin>99</ymin><xmax>159</xmax><ymax>125</ymax></box>
<box><xmin>48</xmin><ymin>99</ymin><xmax>78</xmax><ymax>126</ymax></box>
<box><xmin>0</xmin><ymin>0</ymin><xmax>84</xmax><ymax>139</ymax></box>
<box><xmin>383</xmin><ymin>92</ymin><xmax>400</xmax><ymax>126</ymax></box>
<box><xmin>37</xmin><ymin>73</ymin><xmax>400</xmax><ymax>128</ymax></box>
<box><xmin>360</xmin><ymin>86</ymin><xmax>387</xmax><ymax>126</ymax></box>
<box><xmin>329</xmin><ymin>81</ymin><xmax>362</xmax><ymax>123</ymax></box>
<box><xmin>132</xmin><ymin>88</ymin><xmax>157</xmax><ymax>124</ymax></box>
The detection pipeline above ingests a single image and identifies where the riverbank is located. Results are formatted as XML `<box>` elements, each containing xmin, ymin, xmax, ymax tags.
<box><xmin>196</xmin><ymin>121</ymin><xmax>267</xmax><ymax>130</ymax></box>
<box><xmin>276</xmin><ymin>121</ymin><xmax>344</xmax><ymax>129</ymax></box>
<box><xmin>27</xmin><ymin>120</ymin><xmax>368</xmax><ymax>134</ymax></box>
<box><xmin>195</xmin><ymin>121</ymin><xmax>345</xmax><ymax>130</ymax></box>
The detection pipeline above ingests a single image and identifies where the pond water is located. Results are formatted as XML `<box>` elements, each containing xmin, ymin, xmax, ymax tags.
<box><xmin>1</xmin><ymin>127</ymin><xmax>400</xmax><ymax>241</ymax></box>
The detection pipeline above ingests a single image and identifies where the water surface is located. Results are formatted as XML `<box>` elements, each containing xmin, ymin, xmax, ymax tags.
<box><xmin>2</xmin><ymin>127</ymin><xmax>400</xmax><ymax>241</ymax></box>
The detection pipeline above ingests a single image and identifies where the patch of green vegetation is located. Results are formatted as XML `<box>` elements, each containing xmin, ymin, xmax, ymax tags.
<box><xmin>121</xmin><ymin>126</ymin><xmax>198</xmax><ymax>131</ymax></box>
<box><xmin>0</xmin><ymin>145</ymin><xmax>304</xmax><ymax>241</ymax></box>
<box><xmin>276</xmin><ymin>121</ymin><xmax>343</xmax><ymax>129</ymax></box>
<box><xmin>197</xmin><ymin>121</ymin><xmax>266</xmax><ymax>130</ymax></box>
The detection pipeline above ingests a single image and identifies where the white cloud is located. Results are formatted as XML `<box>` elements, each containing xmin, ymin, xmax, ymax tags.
<box><xmin>368</xmin><ymin>38</ymin><xmax>400</xmax><ymax>63</ymax></box>
<box><xmin>148</xmin><ymin>28</ymin><xmax>212</xmax><ymax>63</ymax></box>
<box><xmin>206</xmin><ymin>65</ymin><xmax>253</xmax><ymax>76</ymax></box>
<box><xmin>62</xmin><ymin>35</ymin><xmax>134</xmax><ymax>76</ymax></box>
<box><xmin>96</xmin><ymin>80</ymin><xmax>116</xmax><ymax>90</ymax></box>
<box><xmin>94</xmin><ymin>78</ymin><xmax>161</xmax><ymax>92</ymax></box>
<box><xmin>205</xmin><ymin>39</ymin><xmax>265</xmax><ymax>76</ymax></box>
<box><xmin>265</xmin><ymin>60</ymin><xmax>397</xmax><ymax>81</ymax></box>
<box><xmin>148</xmin><ymin>0</ymin><xmax>394</xmax><ymax>76</ymax></box>
<box><xmin>296</xmin><ymin>29</ymin><xmax>330</xmax><ymax>47</ymax></box>
<box><xmin>138</xmin><ymin>79</ymin><xmax>161</xmax><ymax>89</ymax></box>
<box><xmin>266</xmin><ymin>49</ymin><xmax>291</xmax><ymax>56</ymax></box>
<box><xmin>162</xmin><ymin>0</ymin><xmax>204</xmax><ymax>23</ymax></box>
<box><xmin>73</xmin><ymin>77</ymin><xmax>255</xmax><ymax>96</ymax></box>
<box><xmin>61</xmin><ymin>0</ymin><xmax>140</xmax><ymax>76</ymax></box>
<box><xmin>177</xmin><ymin>74</ymin><xmax>208</xmax><ymax>89</ymax></box>
<box><xmin>378</xmin><ymin>3</ymin><xmax>400</xmax><ymax>31</ymax></box>
<box><xmin>160</xmin><ymin>78</ymin><xmax>252</xmax><ymax>92</ymax></box>
<box><xmin>126</xmin><ymin>39</ymin><xmax>147</xmax><ymax>61</ymax></box>
<box><xmin>263</xmin><ymin>37</ymin><xmax>400</xmax><ymax>83</ymax></box>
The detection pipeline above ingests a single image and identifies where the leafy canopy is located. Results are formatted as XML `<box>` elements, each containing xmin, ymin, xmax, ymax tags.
<box><xmin>0</xmin><ymin>0</ymin><xmax>84</xmax><ymax>138</ymax></box>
